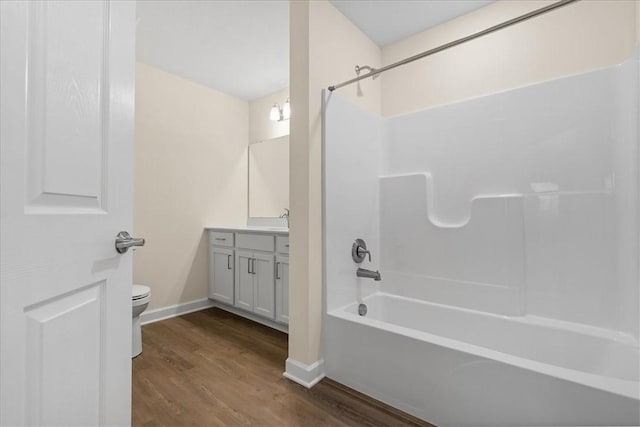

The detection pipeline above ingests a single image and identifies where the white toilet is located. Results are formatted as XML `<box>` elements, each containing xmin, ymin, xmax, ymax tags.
<box><xmin>132</xmin><ymin>284</ymin><xmax>151</xmax><ymax>358</ymax></box>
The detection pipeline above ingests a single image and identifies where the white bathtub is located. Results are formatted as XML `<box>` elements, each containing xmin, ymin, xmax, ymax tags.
<box><xmin>324</xmin><ymin>293</ymin><xmax>640</xmax><ymax>426</ymax></box>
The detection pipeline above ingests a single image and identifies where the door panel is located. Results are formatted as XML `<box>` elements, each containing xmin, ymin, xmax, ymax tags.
<box><xmin>25</xmin><ymin>284</ymin><xmax>104</xmax><ymax>426</ymax></box>
<box><xmin>26</xmin><ymin>1</ymin><xmax>109</xmax><ymax>211</ymax></box>
<box><xmin>253</xmin><ymin>253</ymin><xmax>275</xmax><ymax>319</ymax></box>
<box><xmin>0</xmin><ymin>1</ymin><xmax>135</xmax><ymax>425</ymax></box>
<box><xmin>210</xmin><ymin>247</ymin><xmax>234</xmax><ymax>304</ymax></box>
<box><xmin>276</xmin><ymin>256</ymin><xmax>289</xmax><ymax>324</ymax></box>
<box><xmin>235</xmin><ymin>251</ymin><xmax>254</xmax><ymax>311</ymax></box>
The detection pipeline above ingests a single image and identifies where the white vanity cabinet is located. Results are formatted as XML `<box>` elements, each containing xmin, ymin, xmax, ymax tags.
<box><xmin>234</xmin><ymin>250</ymin><xmax>254</xmax><ymax>311</ymax></box>
<box><xmin>235</xmin><ymin>250</ymin><xmax>275</xmax><ymax>318</ymax></box>
<box><xmin>208</xmin><ymin>231</ymin><xmax>234</xmax><ymax>305</ymax></box>
<box><xmin>235</xmin><ymin>233</ymin><xmax>277</xmax><ymax>319</ymax></box>
<box><xmin>207</xmin><ymin>227</ymin><xmax>289</xmax><ymax>329</ymax></box>
<box><xmin>275</xmin><ymin>236</ymin><xmax>289</xmax><ymax>324</ymax></box>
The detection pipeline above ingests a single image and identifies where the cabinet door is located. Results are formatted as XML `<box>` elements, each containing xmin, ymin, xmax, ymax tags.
<box><xmin>209</xmin><ymin>247</ymin><xmax>234</xmax><ymax>304</ymax></box>
<box><xmin>253</xmin><ymin>253</ymin><xmax>275</xmax><ymax>319</ymax></box>
<box><xmin>235</xmin><ymin>250</ymin><xmax>254</xmax><ymax>311</ymax></box>
<box><xmin>275</xmin><ymin>256</ymin><xmax>289</xmax><ymax>324</ymax></box>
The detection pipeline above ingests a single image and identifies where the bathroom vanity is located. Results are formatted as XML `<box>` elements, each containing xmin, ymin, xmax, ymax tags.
<box><xmin>207</xmin><ymin>135</ymin><xmax>291</xmax><ymax>331</ymax></box>
<box><xmin>206</xmin><ymin>226</ymin><xmax>289</xmax><ymax>331</ymax></box>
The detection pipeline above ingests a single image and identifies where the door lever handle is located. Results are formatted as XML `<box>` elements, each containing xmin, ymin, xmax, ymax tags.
<box><xmin>115</xmin><ymin>231</ymin><xmax>145</xmax><ymax>254</ymax></box>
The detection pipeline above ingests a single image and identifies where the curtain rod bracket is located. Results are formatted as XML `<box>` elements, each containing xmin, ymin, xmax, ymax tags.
<box><xmin>355</xmin><ymin>65</ymin><xmax>380</xmax><ymax>80</ymax></box>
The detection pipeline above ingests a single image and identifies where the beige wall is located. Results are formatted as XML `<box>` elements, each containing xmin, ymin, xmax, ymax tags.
<box><xmin>289</xmin><ymin>0</ymin><xmax>381</xmax><ymax>366</ymax></box>
<box><xmin>134</xmin><ymin>63</ymin><xmax>248</xmax><ymax>311</ymax></box>
<box><xmin>249</xmin><ymin>87</ymin><xmax>290</xmax><ymax>143</ymax></box>
<box><xmin>382</xmin><ymin>0</ymin><xmax>640</xmax><ymax>116</ymax></box>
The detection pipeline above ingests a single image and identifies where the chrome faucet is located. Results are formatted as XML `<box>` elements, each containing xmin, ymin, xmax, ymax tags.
<box><xmin>352</xmin><ymin>238</ymin><xmax>371</xmax><ymax>263</ymax></box>
<box><xmin>280</xmin><ymin>208</ymin><xmax>290</xmax><ymax>228</ymax></box>
<box><xmin>356</xmin><ymin>268</ymin><xmax>381</xmax><ymax>281</ymax></box>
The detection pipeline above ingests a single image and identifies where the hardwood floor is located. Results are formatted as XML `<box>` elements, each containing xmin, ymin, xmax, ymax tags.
<box><xmin>132</xmin><ymin>308</ymin><xmax>433</xmax><ymax>427</ymax></box>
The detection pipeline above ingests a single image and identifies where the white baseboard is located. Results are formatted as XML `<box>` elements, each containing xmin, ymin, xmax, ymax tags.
<box><xmin>283</xmin><ymin>358</ymin><xmax>325</xmax><ymax>388</ymax></box>
<box><xmin>140</xmin><ymin>298</ymin><xmax>215</xmax><ymax>325</ymax></box>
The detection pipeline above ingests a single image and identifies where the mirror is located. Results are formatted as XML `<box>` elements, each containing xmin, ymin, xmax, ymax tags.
<box><xmin>249</xmin><ymin>136</ymin><xmax>289</xmax><ymax>218</ymax></box>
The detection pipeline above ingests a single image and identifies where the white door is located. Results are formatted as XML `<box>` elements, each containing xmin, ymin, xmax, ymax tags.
<box><xmin>0</xmin><ymin>1</ymin><xmax>136</xmax><ymax>425</ymax></box>
<box><xmin>209</xmin><ymin>247</ymin><xmax>234</xmax><ymax>304</ymax></box>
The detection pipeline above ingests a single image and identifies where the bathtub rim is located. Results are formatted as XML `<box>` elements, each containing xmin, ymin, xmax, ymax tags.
<box><xmin>329</xmin><ymin>292</ymin><xmax>640</xmax><ymax>401</ymax></box>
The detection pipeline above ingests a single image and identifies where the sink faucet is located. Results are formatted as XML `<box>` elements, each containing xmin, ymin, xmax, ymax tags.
<box><xmin>356</xmin><ymin>268</ymin><xmax>381</xmax><ymax>281</ymax></box>
<box><xmin>280</xmin><ymin>208</ymin><xmax>290</xmax><ymax>228</ymax></box>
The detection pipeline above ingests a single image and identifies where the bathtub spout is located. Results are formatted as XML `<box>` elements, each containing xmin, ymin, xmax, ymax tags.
<box><xmin>356</xmin><ymin>268</ymin><xmax>381</xmax><ymax>281</ymax></box>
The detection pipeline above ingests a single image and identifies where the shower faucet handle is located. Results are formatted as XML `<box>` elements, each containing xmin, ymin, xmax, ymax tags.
<box><xmin>352</xmin><ymin>238</ymin><xmax>371</xmax><ymax>263</ymax></box>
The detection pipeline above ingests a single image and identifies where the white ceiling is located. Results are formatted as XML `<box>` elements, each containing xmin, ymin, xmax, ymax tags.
<box><xmin>136</xmin><ymin>0</ymin><xmax>492</xmax><ymax>100</ymax></box>
<box><xmin>136</xmin><ymin>1</ymin><xmax>290</xmax><ymax>101</ymax></box>
<box><xmin>330</xmin><ymin>0</ymin><xmax>494</xmax><ymax>47</ymax></box>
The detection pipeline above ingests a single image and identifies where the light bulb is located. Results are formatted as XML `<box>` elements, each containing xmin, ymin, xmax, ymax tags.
<box><xmin>269</xmin><ymin>103</ymin><xmax>281</xmax><ymax>121</ymax></box>
<box><xmin>282</xmin><ymin>98</ymin><xmax>291</xmax><ymax>120</ymax></box>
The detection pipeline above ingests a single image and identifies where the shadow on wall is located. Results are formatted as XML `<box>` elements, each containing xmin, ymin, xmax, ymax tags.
<box><xmin>132</xmin><ymin>228</ymin><xmax>210</xmax><ymax>312</ymax></box>
<box><xmin>182</xmin><ymin>230</ymin><xmax>209</xmax><ymax>304</ymax></box>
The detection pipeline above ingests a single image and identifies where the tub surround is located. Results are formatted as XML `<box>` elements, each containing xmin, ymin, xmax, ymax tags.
<box><xmin>206</xmin><ymin>226</ymin><xmax>289</xmax><ymax>333</ymax></box>
<box><xmin>323</xmin><ymin>52</ymin><xmax>640</xmax><ymax>426</ymax></box>
<box><xmin>379</xmin><ymin>55</ymin><xmax>640</xmax><ymax>336</ymax></box>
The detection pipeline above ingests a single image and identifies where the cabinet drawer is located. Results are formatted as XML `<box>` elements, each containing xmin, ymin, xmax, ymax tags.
<box><xmin>210</xmin><ymin>231</ymin><xmax>234</xmax><ymax>247</ymax></box>
<box><xmin>236</xmin><ymin>233</ymin><xmax>274</xmax><ymax>252</ymax></box>
<box><xmin>276</xmin><ymin>236</ymin><xmax>289</xmax><ymax>254</ymax></box>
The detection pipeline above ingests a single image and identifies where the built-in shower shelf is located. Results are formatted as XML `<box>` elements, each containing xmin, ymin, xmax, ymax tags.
<box><xmin>379</xmin><ymin>173</ymin><xmax>523</xmax><ymax>228</ymax></box>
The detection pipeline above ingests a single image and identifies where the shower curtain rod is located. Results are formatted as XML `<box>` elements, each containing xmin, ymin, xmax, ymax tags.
<box><xmin>328</xmin><ymin>0</ymin><xmax>579</xmax><ymax>92</ymax></box>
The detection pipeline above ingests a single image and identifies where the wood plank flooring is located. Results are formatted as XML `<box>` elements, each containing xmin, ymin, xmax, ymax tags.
<box><xmin>132</xmin><ymin>308</ymin><xmax>433</xmax><ymax>427</ymax></box>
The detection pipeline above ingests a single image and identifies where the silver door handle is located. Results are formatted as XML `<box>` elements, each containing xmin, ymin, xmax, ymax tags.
<box><xmin>276</xmin><ymin>262</ymin><xmax>280</xmax><ymax>280</ymax></box>
<box><xmin>247</xmin><ymin>258</ymin><xmax>252</xmax><ymax>274</ymax></box>
<box><xmin>251</xmin><ymin>258</ymin><xmax>256</xmax><ymax>275</ymax></box>
<box><xmin>227</xmin><ymin>254</ymin><xmax>232</xmax><ymax>270</ymax></box>
<box><xmin>115</xmin><ymin>231</ymin><xmax>145</xmax><ymax>254</ymax></box>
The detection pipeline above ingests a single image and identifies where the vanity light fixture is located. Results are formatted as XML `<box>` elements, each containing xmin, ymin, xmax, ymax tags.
<box><xmin>269</xmin><ymin>97</ymin><xmax>291</xmax><ymax>122</ymax></box>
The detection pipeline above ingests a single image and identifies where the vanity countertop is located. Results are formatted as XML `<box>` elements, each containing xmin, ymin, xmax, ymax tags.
<box><xmin>205</xmin><ymin>225</ymin><xmax>289</xmax><ymax>235</ymax></box>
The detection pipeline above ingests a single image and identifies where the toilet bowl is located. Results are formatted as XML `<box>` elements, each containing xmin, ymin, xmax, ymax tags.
<box><xmin>132</xmin><ymin>284</ymin><xmax>151</xmax><ymax>358</ymax></box>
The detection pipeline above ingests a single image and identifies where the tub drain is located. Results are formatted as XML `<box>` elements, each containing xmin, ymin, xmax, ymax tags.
<box><xmin>358</xmin><ymin>303</ymin><xmax>367</xmax><ymax>316</ymax></box>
